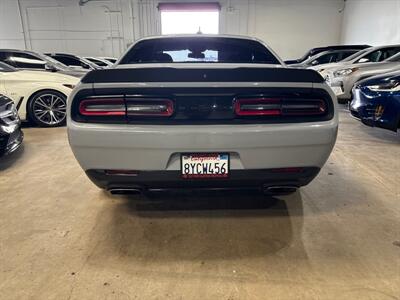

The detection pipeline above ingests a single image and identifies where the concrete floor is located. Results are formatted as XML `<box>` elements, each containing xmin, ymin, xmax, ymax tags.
<box><xmin>0</xmin><ymin>108</ymin><xmax>399</xmax><ymax>300</ymax></box>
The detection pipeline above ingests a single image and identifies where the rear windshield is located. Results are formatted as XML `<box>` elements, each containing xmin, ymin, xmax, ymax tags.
<box><xmin>120</xmin><ymin>37</ymin><xmax>280</xmax><ymax>65</ymax></box>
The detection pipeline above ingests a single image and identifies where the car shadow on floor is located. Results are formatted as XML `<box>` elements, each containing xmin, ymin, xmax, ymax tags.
<box><xmin>90</xmin><ymin>191</ymin><xmax>307</xmax><ymax>263</ymax></box>
<box><xmin>360</xmin><ymin>126</ymin><xmax>400</xmax><ymax>143</ymax></box>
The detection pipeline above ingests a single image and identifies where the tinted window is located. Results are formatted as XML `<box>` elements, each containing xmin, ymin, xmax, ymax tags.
<box><xmin>4</xmin><ymin>52</ymin><xmax>46</xmax><ymax>69</ymax></box>
<box><xmin>0</xmin><ymin>61</ymin><xmax>16</xmax><ymax>72</ymax></box>
<box><xmin>86</xmin><ymin>58</ymin><xmax>108</xmax><ymax>67</ymax></box>
<box><xmin>356</xmin><ymin>47</ymin><xmax>400</xmax><ymax>63</ymax></box>
<box><xmin>311</xmin><ymin>53</ymin><xmax>340</xmax><ymax>65</ymax></box>
<box><xmin>387</xmin><ymin>52</ymin><xmax>400</xmax><ymax>62</ymax></box>
<box><xmin>104</xmin><ymin>58</ymin><xmax>117</xmax><ymax>64</ymax></box>
<box><xmin>52</xmin><ymin>55</ymin><xmax>80</xmax><ymax>66</ymax></box>
<box><xmin>339</xmin><ymin>51</ymin><xmax>358</xmax><ymax>60</ymax></box>
<box><xmin>52</xmin><ymin>55</ymin><xmax>91</xmax><ymax>69</ymax></box>
<box><xmin>120</xmin><ymin>37</ymin><xmax>280</xmax><ymax>64</ymax></box>
<box><xmin>342</xmin><ymin>49</ymin><xmax>369</xmax><ymax>62</ymax></box>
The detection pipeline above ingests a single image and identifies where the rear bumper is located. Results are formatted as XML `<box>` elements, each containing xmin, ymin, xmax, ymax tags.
<box><xmin>68</xmin><ymin>120</ymin><xmax>338</xmax><ymax>173</ymax></box>
<box><xmin>86</xmin><ymin>167</ymin><xmax>320</xmax><ymax>192</ymax></box>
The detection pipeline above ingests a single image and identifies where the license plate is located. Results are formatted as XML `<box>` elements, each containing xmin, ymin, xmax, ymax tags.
<box><xmin>181</xmin><ymin>153</ymin><xmax>229</xmax><ymax>179</ymax></box>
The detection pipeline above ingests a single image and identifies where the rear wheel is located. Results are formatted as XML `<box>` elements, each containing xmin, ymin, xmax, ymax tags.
<box><xmin>28</xmin><ymin>90</ymin><xmax>67</xmax><ymax>127</ymax></box>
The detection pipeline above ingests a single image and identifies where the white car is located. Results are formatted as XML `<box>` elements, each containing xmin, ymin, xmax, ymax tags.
<box><xmin>68</xmin><ymin>35</ymin><xmax>338</xmax><ymax>196</ymax></box>
<box><xmin>0</xmin><ymin>62</ymin><xmax>79</xmax><ymax>127</ymax></box>
<box><xmin>309</xmin><ymin>45</ymin><xmax>400</xmax><ymax>102</ymax></box>
<box><xmin>325</xmin><ymin>53</ymin><xmax>400</xmax><ymax>102</ymax></box>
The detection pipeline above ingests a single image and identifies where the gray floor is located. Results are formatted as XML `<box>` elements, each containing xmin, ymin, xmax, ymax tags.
<box><xmin>0</xmin><ymin>109</ymin><xmax>399</xmax><ymax>300</ymax></box>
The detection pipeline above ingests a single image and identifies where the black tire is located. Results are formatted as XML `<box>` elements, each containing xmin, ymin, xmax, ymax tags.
<box><xmin>27</xmin><ymin>90</ymin><xmax>67</xmax><ymax>127</ymax></box>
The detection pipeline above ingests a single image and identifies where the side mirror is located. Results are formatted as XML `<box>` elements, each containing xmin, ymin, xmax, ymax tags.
<box><xmin>45</xmin><ymin>64</ymin><xmax>58</xmax><ymax>72</ymax></box>
<box><xmin>358</xmin><ymin>58</ymin><xmax>369</xmax><ymax>63</ymax></box>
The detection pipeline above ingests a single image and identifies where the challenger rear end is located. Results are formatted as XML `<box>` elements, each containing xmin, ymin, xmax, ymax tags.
<box><xmin>68</xmin><ymin>35</ymin><xmax>338</xmax><ymax>196</ymax></box>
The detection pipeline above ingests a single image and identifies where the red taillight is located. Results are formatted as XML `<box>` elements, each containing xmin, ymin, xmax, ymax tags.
<box><xmin>235</xmin><ymin>97</ymin><xmax>326</xmax><ymax>117</ymax></box>
<box><xmin>234</xmin><ymin>98</ymin><xmax>281</xmax><ymax>116</ymax></box>
<box><xmin>79</xmin><ymin>98</ymin><xmax>125</xmax><ymax>116</ymax></box>
<box><xmin>126</xmin><ymin>99</ymin><xmax>174</xmax><ymax>117</ymax></box>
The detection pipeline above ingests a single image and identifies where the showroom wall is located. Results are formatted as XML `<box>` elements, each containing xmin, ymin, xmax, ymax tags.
<box><xmin>341</xmin><ymin>0</ymin><xmax>400</xmax><ymax>46</ymax></box>
<box><xmin>0</xmin><ymin>0</ymin><xmax>344</xmax><ymax>59</ymax></box>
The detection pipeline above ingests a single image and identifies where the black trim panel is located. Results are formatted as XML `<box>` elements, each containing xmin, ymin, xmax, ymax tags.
<box><xmin>71</xmin><ymin>87</ymin><xmax>334</xmax><ymax>125</ymax></box>
<box><xmin>86</xmin><ymin>167</ymin><xmax>320</xmax><ymax>191</ymax></box>
<box><xmin>81</xmin><ymin>67</ymin><xmax>324</xmax><ymax>84</ymax></box>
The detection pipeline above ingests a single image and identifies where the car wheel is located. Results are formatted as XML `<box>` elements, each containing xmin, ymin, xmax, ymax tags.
<box><xmin>28</xmin><ymin>91</ymin><xmax>67</xmax><ymax>127</ymax></box>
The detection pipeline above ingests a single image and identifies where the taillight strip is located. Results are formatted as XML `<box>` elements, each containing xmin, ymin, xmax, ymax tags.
<box><xmin>235</xmin><ymin>98</ymin><xmax>281</xmax><ymax>116</ymax></box>
<box><xmin>79</xmin><ymin>98</ymin><xmax>126</xmax><ymax>116</ymax></box>
<box><xmin>282</xmin><ymin>100</ymin><xmax>326</xmax><ymax>115</ymax></box>
<box><xmin>126</xmin><ymin>99</ymin><xmax>174</xmax><ymax>116</ymax></box>
<box><xmin>235</xmin><ymin>97</ymin><xmax>327</xmax><ymax>117</ymax></box>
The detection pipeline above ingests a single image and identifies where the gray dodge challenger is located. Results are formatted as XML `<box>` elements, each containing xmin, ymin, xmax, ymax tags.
<box><xmin>68</xmin><ymin>35</ymin><xmax>338</xmax><ymax>196</ymax></box>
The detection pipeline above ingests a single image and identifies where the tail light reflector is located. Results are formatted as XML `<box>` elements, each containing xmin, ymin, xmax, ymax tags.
<box><xmin>234</xmin><ymin>98</ymin><xmax>281</xmax><ymax>116</ymax></box>
<box><xmin>235</xmin><ymin>97</ymin><xmax>326</xmax><ymax>117</ymax></box>
<box><xmin>79</xmin><ymin>98</ymin><xmax>125</xmax><ymax>116</ymax></box>
<box><xmin>282</xmin><ymin>100</ymin><xmax>326</xmax><ymax>115</ymax></box>
<box><xmin>126</xmin><ymin>98</ymin><xmax>174</xmax><ymax>117</ymax></box>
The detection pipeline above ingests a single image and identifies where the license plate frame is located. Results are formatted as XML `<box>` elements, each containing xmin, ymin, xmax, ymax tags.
<box><xmin>181</xmin><ymin>153</ymin><xmax>230</xmax><ymax>179</ymax></box>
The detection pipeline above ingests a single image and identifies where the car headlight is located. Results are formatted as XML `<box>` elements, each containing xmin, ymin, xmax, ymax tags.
<box><xmin>63</xmin><ymin>84</ymin><xmax>76</xmax><ymax>89</ymax></box>
<box><xmin>333</xmin><ymin>68</ymin><xmax>358</xmax><ymax>77</ymax></box>
<box><xmin>366</xmin><ymin>81</ymin><xmax>400</xmax><ymax>92</ymax></box>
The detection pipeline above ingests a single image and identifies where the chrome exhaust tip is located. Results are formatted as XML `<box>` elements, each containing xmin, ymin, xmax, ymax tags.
<box><xmin>263</xmin><ymin>185</ymin><xmax>298</xmax><ymax>195</ymax></box>
<box><xmin>108</xmin><ymin>188</ymin><xmax>142</xmax><ymax>195</ymax></box>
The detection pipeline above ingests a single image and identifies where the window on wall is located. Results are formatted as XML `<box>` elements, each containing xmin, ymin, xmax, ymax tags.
<box><xmin>159</xmin><ymin>2</ymin><xmax>220</xmax><ymax>35</ymax></box>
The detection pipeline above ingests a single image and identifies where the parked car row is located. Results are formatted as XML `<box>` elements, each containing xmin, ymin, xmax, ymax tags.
<box><xmin>0</xmin><ymin>49</ymin><xmax>117</xmax><ymax>74</ymax></box>
<box><xmin>289</xmin><ymin>44</ymin><xmax>400</xmax><ymax>104</ymax></box>
<box><xmin>288</xmin><ymin>44</ymin><xmax>400</xmax><ymax>132</ymax></box>
<box><xmin>0</xmin><ymin>49</ymin><xmax>117</xmax><ymax>131</ymax></box>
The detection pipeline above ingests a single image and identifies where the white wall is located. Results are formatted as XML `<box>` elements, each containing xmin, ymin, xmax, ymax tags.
<box><xmin>341</xmin><ymin>0</ymin><xmax>400</xmax><ymax>46</ymax></box>
<box><xmin>0</xmin><ymin>0</ymin><xmax>345</xmax><ymax>60</ymax></box>
<box><xmin>247</xmin><ymin>0</ymin><xmax>344</xmax><ymax>60</ymax></box>
<box><xmin>0</xmin><ymin>0</ymin><xmax>25</xmax><ymax>49</ymax></box>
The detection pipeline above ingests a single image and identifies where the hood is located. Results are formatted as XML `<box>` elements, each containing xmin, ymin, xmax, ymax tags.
<box><xmin>357</xmin><ymin>69</ymin><xmax>400</xmax><ymax>86</ymax></box>
<box><xmin>17</xmin><ymin>70</ymin><xmax>80</xmax><ymax>84</ymax></box>
<box><xmin>308</xmin><ymin>61</ymin><xmax>351</xmax><ymax>72</ymax></box>
<box><xmin>58</xmin><ymin>69</ymin><xmax>88</xmax><ymax>78</ymax></box>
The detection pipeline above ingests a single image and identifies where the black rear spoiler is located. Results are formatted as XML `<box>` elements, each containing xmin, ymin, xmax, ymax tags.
<box><xmin>81</xmin><ymin>67</ymin><xmax>324</xmax><ymax>84</ymax></box>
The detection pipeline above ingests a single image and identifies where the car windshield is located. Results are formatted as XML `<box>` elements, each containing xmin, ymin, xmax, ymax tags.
<box><xmin>39</xmin><ymin>54</ymin><xmax>69</xmax><ymax>70</ymax></box>
<box><xmin>341</xmin><ymin>49</ymin><xmax>369</xmax><ymax>62</ymax></box>
<box><xmin>86</xmin><ymin>58</ymin><xmax>109</xmax><ymax>67</ymax></box>
<box><xmin>385</xmin><ymin>52</ymin><xmax>400</xmax><ymax>62</ymax></box>
<box><xmin>120</xmin><ymin>37</ymin><xmax>280</xmax><ymax>64</ymax></box>
<box><xmin>0</xmin><ymin>61</ymin><xmax>17</xmax><ymax>72</ymax></box>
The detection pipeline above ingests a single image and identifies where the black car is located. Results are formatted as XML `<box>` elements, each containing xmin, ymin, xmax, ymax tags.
<box><xmin>0</xmin><ymin>94</ymin><xmax>23</xmax><ymax>157</ymax></box>
<box><xmin>285</xmin><ymin>44</ymin><xmax>371</xmax><ymax>65</ymax></box>
<box><xmin>0</xmin><ymin>49</ymin><xmax>86</xmax><ymax>78</ymax></box>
